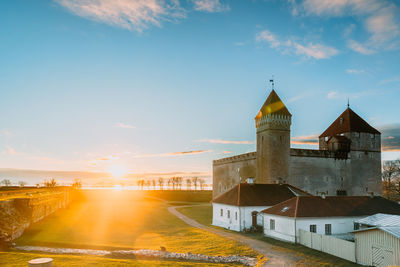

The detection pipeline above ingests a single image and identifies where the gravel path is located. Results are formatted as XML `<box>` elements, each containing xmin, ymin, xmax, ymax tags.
<box><xmin>168</xmin><ymin>205</ymin><xmax>307</xmax><ymax>267</ymax></box>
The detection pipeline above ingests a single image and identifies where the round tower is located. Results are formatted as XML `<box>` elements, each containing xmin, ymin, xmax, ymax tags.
<box><xmin>255</xmin><ymin>89</ymin><xmax>291</xmax><ymax>184</ymax></box>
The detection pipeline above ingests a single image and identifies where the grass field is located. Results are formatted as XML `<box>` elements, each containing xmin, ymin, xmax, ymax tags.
<box><xmin>178</xmin><ymin>204</ymin><xmax>359</xmax><ymax>267</ymax></box>
<box><xmin>0</xmin><ymin>252</ymin><xmax>241</xmax><ymax>267</ymax></box>
<box><xmin>15</xmin><ymin>190</ymin><xmax>256</xmax><ymax>257</ymax></box>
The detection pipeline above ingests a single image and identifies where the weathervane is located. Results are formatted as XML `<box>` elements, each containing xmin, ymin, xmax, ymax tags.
<box><xmin>269</xmin><ymin>75</ymin><xmax>275</xmax><ymax>90</ymax></box>
<box><xmin>347</xmin><ymin>98</ymin><xmax>350</xmax><ymax>108</ymax></box>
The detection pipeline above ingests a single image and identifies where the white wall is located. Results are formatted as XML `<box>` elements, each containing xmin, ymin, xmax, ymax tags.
<box><xmin>212</xmin><ymin>203</ymin><xmax>269</xmax><ymax>231</ymax></box>
<box><xmin>263</xmin><ymin>214</ymin><xmax>364</xmax><ymax>243</ymax></box>
<box><xmin>263</xmin><ymin>214</ymin><xmax>296</xmax><ymax>242</ymax></box>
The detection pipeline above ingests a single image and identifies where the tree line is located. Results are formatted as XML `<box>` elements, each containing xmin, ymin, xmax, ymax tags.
<box><xmin>136</xmin><ymin>176</ymin><xmax>207</xmax><ymax>190</ymax></box>
<box><xmin>0</xmin><ymin>178</ymin><xmax>82</xmax><ymax>188</ymax></box>
<box><xmin>382</xmin><ymin>158</ymin><xmax>400</xmax><ymax>201</ymax></box>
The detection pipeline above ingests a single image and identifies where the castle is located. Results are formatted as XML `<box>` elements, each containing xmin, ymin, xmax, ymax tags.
<box><xmin>213</xmin><ymin>89</ymin><xmax>382</xmax><ymax>198</ymax></box>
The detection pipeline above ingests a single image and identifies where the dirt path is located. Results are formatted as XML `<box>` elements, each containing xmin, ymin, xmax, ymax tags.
<box><xmin>168</xmin><ymin>205</ymin><xmax>306</xmax><ymax>267</ymax></box>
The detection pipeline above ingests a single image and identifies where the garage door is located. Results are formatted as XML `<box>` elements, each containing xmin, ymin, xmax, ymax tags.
<box><xmin>372</xmin><ymin>246</ymin><xmax>393</xmax><ymax>267</ymax></box>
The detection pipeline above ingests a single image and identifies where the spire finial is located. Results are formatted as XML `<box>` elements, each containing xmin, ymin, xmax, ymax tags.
<box><xmin>347</xmin><ymin>98</ymin><xmax>350</xmax><ymax>108</ymax></box>
<box><xmin>269</xmin><ymin>75</ymin><xmax>275</xmax><ymax>91</ymax></box>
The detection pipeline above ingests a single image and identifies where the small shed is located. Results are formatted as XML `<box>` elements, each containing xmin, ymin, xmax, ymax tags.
<box><xmin>353</xmin><ymin>214</ymin><xmax>400</xmax><ymax>266</ymax></box>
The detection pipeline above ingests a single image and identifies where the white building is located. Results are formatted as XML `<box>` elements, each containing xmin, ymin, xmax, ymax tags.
<box><xmin>353</xmin><ymin>214</ymin><xmax>400</xmax><ymax>266</ymax></box>
<box><xmin>262</xmin><ymin>196</ymin><xmax>400</xmax><ymax>243</ymax></box>
<box><xmin>212</xmin><ymin>183</ymin><xmax>309</xmax><ymax>231</ymax></box>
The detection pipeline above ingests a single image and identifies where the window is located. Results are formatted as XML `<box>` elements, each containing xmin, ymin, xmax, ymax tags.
<box><xmin>354</xmin><ymin>223</ymin><xmax>360</xmax><ymax>230</ymax></box>
<box><xmin>310</xmin><ymin>225</ymin><xmax>317</xmax><ymax>233</ymax></box>
<box><xmin>370</xmin><ymin>134</ymin><xmax>375</xmax><ymax>139</ymax></box>
<box><xmin>227</xmin><ymin>210</ymin><xmax>230</xmax><ymax>219</ymax></box>
<box><xmin>220</xmin><ymin>209</ymin><xmax>223</xmax><ymax>217</ymax></box>
<box><xmin>235</xmin><ymin>212</ymin><xmax>237</xmax><ymax>220</ymax></box>
<box><xmin>325</xmin><ymin>224</ymin><xmax>331</xmax><ymax>235</ymax></box>
<box><xmin>270</xmin><ymin>219</ymin><xmax>275</xmax><ymax>230</ymax></box>
<box><xmin>336</xmin><ymin>190</ymin><xmax>347</xmax><ymax>196</ymax></box>
<box><xmin>324</xmin><ymin>136</ymin><xmax>329</xmax><ymax>141</ymax></box>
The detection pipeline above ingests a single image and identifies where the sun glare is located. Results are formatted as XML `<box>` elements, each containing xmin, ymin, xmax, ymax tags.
<box><xmin>108</xmin><ymin>165</ymin><xmax>128</xmax><ymax>178</ymax></box>
<box><xmin>113</xmin><ymin>184</ymin><xmax>123</xmax><ymax>191</ymax></box>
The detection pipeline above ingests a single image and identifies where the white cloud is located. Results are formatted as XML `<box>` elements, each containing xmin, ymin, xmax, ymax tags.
<box><xmin>348</xmin><ymin>40</ymin><xmax>375</xmax><ymax>55</ymax></box>
<box><xmin>55</xmin><ymin>0</ymin><xmax>186</xmax><ymax>32</ymax></box>
<box><xmin>295</xmin><ymin>0</ymin><xmax>400</xmax><ymax>53</ymax></box>
<box><xmin>292</xmin><ymin>42</ymin><xmax>338</xmax><ymax>59</ymax></box>
<box><xmin>115</xmin><ymin>122</ymin><xmax>135</xmax><ymax>129</ymax></box>
<box><xmin>291</xmin><ymin>134</ymin><xmax>319</xmax><ymax>145</ymax></box>
<box><xmin>346</xmin><ymin>69</ymin><xmax>365</xmax><ymax>74</ymax></box>
<box><xmin>192</xmin><ymin>0</ymin><xmax>229</xmax><ymax>13</ymax></box>
<box><xmin>256</xmin><ymin>29</ymin><xmax>338</xmax><ymax>60</ymax></box>
<box><xmin>365</xmin><ymin>5</ymin><xmax>400</xmax><ymax>45</ymax></box>
<box><xmin>197</xmin><ymin>139</ymin><xmax>255</xmax><ymax>144</ymax></box>
<box><xmin>327</xmin><ymin>91</ymin><xmax>339</xmax><ymax>99</ymax></box>
<box><xmin>256</xmin><ymin>30</ymin><xmax>280</xmax><ymax>48</ymax></box>
<box><xmin>137</xmin><ymin>150</ymin><xmax>212</xmax><ymax>157</ymax></box>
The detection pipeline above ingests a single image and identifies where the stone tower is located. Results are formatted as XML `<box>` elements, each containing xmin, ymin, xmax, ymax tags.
<box><xmin>255</xmin><ymin>90</ymin><xmax>291</xmax><ymax>184</ymax></box>
<box><xmin>319</xmin><ymin>107</ymin><xmax>382</xmax><ymax>196</ymax></box>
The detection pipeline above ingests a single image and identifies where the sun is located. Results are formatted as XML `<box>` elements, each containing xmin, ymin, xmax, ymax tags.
<box><xmin>108</xmin><ymin>165</ymin><xmax>128</xmax><ymax>178</ymax></box>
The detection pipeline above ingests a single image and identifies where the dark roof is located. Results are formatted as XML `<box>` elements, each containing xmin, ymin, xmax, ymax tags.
<box><xmin>262</xmin><ymin>196</ymin><xmax>400</xmax><ymax>218</ymax></box>
<box><xmin>255</xmin><ymin>90</ymin><xmax>291</xmax><ymax>120</ymax></box>
<box><xmin>320</xmin><ymin>108</ymin><xmax>380</xmax><ymax>137</ymax></box>
<box><xmin>212</xmin><ymin>183</ymin><xmax>310</xmax><ymax>206</ymax></box>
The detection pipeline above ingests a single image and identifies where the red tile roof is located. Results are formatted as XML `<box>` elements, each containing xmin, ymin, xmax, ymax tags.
<box><xmin>212</xmin><ymin>183</ymin><xmax>310</xmax><ymax>206</ymax></box>
<box><xmin>262</xmin><ymin>196</ymin><xmax>400</xmax><ymax>218</ymax></box>
<box><xmin>255</xmin><ymin>90</ymin><xmax>291</xmax><ymax>120</ymax></box>
<box><xmin>319</xmin><ymin>108</ymin><xmax>380</xmax><ymax>138</ymax></box>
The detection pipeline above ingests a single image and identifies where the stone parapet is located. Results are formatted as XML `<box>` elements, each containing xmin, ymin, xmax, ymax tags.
<box><xmin>213</xmin><ymin>152</ymin><xmax>256</xmax><ymax>166</ymax></box>
<box><xmin>255</xmin><ymin>114</ymin><xmax>291</xmax><ymax>130</ymax></box>
<box><xmin>290</xmin><ymin>148</ymin><xmax>349</xmax><ymax>159</ymax></box>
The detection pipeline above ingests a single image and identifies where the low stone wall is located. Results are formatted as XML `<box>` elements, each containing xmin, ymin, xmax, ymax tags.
<box><xmin>16</xmin><ymin>246</ymin><xmax>258</xmax><ymax>266</ymax></box>
<box><xmin>0</xmin><ymin>188</ymin><xmax>72</xmax><ymax>241</ymax></box>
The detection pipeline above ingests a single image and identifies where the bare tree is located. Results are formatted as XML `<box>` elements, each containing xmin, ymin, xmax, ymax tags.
<box><xmin>137</xmin><ymin>179</ymin><xmax>144</xmax><ymax>190</ymax></box>
<box><xmin>186</xmin><ymin>178</ymin><xmax>192</xmax><ymax>190</ymax></box>
<box><xmin>169</xmin><ymin>177</ymin><xmax>178</xmax><ymax>190</ymax></box>
<box><xmin>175</xmin><ymin>177</ymin><xmax>183</xmax><ymax>190</ymax></box>
<box><xmin>382</xmin><ymin>159</ymin><xmax>400</xmax><ymax>200</ymax></box>
<box><xmin>158</xmin><ymin>177</ymin><xmax>164</xmax><ymax>190</ymax></box>
<box><xmin>1</xmin><ymin>179</ymin><xmax>12</xmax><ymax>187</ymax></box>
<box><xmin>199</xmin><ymin>178</ymin><xmax>206</xmax><ymax>190</ymax></box>
<box><xmin>44</xmin><ymin>178</ymin><xmax>57</xmax><ymax>187</ymax></box>
<box><xmin>191</xmin><ymin>177</ymin><xmax>199</xmax><ymax>191</ymax></box>
<box><xmin>145</xmin><ymin>180</ymin><xmax>151</xmax><ymax>190</ymax></box>
<box><xmin>152</xmin><ymin>179</ymin><xmax>156</xmax><ymax>190</ymax></box>
<box><xmin>72</xmin><ymin>179</ymin><xmax>82</xmax><ymax>188</ymax></box>
<box><xmin>18</xmin><ymin>181</ymin><xmax>27</xmax><ymax>187</ymax></box>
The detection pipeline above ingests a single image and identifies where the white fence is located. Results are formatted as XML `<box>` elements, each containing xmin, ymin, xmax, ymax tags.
<box><xmin>299</xmin><ymin>229</ymin><xmax>356</xmax><ymax>262</ymax></box>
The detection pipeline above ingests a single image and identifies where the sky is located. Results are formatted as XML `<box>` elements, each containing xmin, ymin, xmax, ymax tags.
<box><xmin>0</xmin><ymin>0</ymin><xmax>400</xmax><ymax>179</ymax></box>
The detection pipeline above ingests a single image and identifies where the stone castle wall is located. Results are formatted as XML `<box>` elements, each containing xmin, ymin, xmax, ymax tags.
<box><xmin>213</xmin><ymin>152</ymin><xmax>256</xmax><ymax>198</ymax></box>
<box><xmin>0</xmin><ymin>188</ymin><xmax>72</xmax><ymax>241</ymax></box>
<box><xmin>213</xmin><ymin>145</ymin><xmax>382</xmax><ymax>198</ymax></box>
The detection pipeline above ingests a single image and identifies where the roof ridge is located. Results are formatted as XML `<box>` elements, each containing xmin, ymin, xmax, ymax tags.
<box><xmin>237</xmin><ymin>183</ymin><xmax>241</xmax><ymax>206</ymax></box>
<box><xmin>294</xmin><ymin>197</ymin><xmax>299</xmax><ymax>218</ymax></box>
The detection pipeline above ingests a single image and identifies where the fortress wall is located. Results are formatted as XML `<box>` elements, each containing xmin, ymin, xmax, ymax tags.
<box><xmin>213</xmin><ymin>152</ymin><xmax>256</xmax><ymax>198</ymax></box>
<box><xmin>0</xmin><ymin>188</ymin><xmax>72</xmax><ymax>241</ymax></box>
<box><xmin>289</xmin><ymin>151</ymin><xmax>351</xmax><ymax>196</ymax></box>
<box><xmin>350</xmin><ymin>150</ymin><xmax>382</xmax><ymax>196</ymax></box>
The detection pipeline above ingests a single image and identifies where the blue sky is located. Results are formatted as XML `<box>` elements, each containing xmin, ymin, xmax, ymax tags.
<box><xmin>0</xmin><ymin>0</ymin><xmax>400</xmax><ymax>176</ymax></box>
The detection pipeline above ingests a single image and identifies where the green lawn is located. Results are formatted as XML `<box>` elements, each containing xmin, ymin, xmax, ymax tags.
<box><xmin>15</xmin><ymin>190</ymin><xmax>256</xmax><ymax>257</ymax></box>
<box><xmin>177</xmin><ymin>204</ymin><xmax>213</xmax><ymax>226</ymax></box>
<box><xmin>0</xmin><ymin>252</ymin><xmax>240</xmax><ymax>267</ymax></box>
